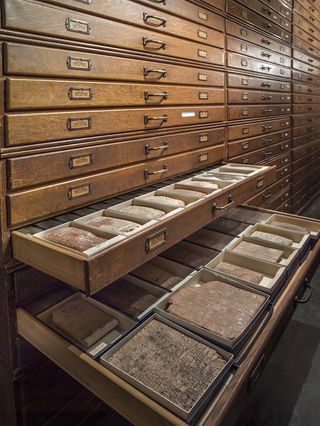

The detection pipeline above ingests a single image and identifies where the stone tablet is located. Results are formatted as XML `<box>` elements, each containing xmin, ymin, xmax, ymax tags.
<box><xmin>251</xmin><ymin>230</ymin><xmax>292</xmax><ymax>246</ymax></box>
<box><xmin>167</xmin><ymin>280</ymin><xmax>266</xmax><ymax>340</ymax></box>
<box><xmin>51</xmin><ymin>297</ymin><xmax>119</xmax><ymax>348</ymax></box>
<box><xmin>163</xmin><ymin>188</ymin><xmax>205</xmax><ymax>199</ymax></box>
<box><xmin>232</xmin><ymin>241</ymin><xmax>284</xmax><ymax>263</ymax></box>
<box><xmin>43</xmin><ymin>227</ymin><xmax>106</xmax><ymax>252</ymax></box>
<box><xmin>143</xmin><ymin>196</ymin><xmax>185</xmax><ymax>207</ymax></box>
<box><xmin>215</xmin><ymin>262</ymin><xmax>263</xmax><ymax>284</ymax></box>
<box><xmin>132</xmin><ymin>262</ymin><xmax>182</xmax><ymax>289</ymax></box>
<box><xmin>117</xmin><ymin>205</ymin><xmax>165</xmax><ymax>219</ymax></box>
<box><xmin>182</xmin><ymin>181</ymin><xmax>219</xmax><ymax>191</ymax></box>
<box><xmin>82</xmin><ymin>216</ymin><xmax>141</xmax><ymax>234</ymax></box>
<box><xmin>108</xmin><ymin>319</ymin><xmax>227</xmax><ymax>412</ymax></box>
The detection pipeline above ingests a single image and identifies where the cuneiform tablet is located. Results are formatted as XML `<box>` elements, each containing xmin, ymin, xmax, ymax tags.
<box><xmin>142</xmin><ymin>196</ymin><xmax>185</xmax><ymax>207</ymax></box>
<box><xmin>43</xmin><ymin>227</ymin><xmax>106</xmax><ymax>252</ymax></box>
<box><xmin>251</xmin><ymin>231</ymin><xmax>292</xmax><ymax>246</ymax></box>
<box><xmin>271</xmin><ymin>221</ymin><xmax>308</xmax><ymax>234</ymax></box>
<box><xmin>51</xmin><ymin>297</ymin><xmax>119</xmax><ymax>348</ymax></box>
<box><xmin>163</xmin><ymin>188</ymin><xmax>206</xmax><ymax>199</ymax></box>
<box><xmin>214</xmin><ymin>262</ymin><xmax>263</xmax><ymax>284</ymax></box>
<box><xmin>108</xmin><ymin>319</ymin><xmax>228</xmax><ymax>412</ymax></box>
<box><xmin>182</xmin><ymin>181</ymin><xmax>219</xmax><ymax>191</ymax></box>
<box><xmin>167</xmin><ymin>280</ymin><xmax>266</xmax><ymax>340</ymax></box>
<box><xmin>232</xmin><ymin>241</ymin><xmax>284</xmax><ymax>263</ymax></box>
<box><xmin>132</xmin><ymin>262</ymin><xmax>182</xmax><ymax>289</ymax></box>
<box><xmin>94</xmin><ymin>279</ymin><xmax>157</xmax><ymax>317</ymax></box>
<box><xmin>81</xmin><ymin>216</ymin><xmax>141</xmax><ymax>234</ymax></box>
<box><xmin>117</xmin><ymin>205</ymin><xmax>165</xmax><ymax>219</ymax></box>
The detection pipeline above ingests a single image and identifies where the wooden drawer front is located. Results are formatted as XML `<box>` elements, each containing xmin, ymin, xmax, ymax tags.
<box><xmin>266</xmin><ymin>187</ymin><xmax>291</xmax><ymax>210</ymax></box>
<box><xmin>293</xmin><ymin>59</ymin><xmax>320</xmax><ymax>75</ymax></box>
<box><xmin>292</xmin><ymin>152</ymin><xmax>315</xmax><ymax>170</ymax></box>
<box><xmin>266</xmin><ymin>152</ymin><xmax>291</xmax><ymax>169</ymax></box>
<box><xmin>201</xmin><ymin>0</ymin><xmax>225</xmax><ymax>10</ymax></box>
<box><xmin>35</xmin><ymin>0</ymin><xmax>225</xmax><ymax>42</ymax></box>
<box><xmin>227</xmin><ymin>37</ymin><xmax>291</xmax><ymax>67</ymax></box>
<box><xmin>3</xmin><ymin>0</ymin><xmax>224</xmax><ymax>65</ymax></box>
<box><xmin>246</xmin><ymin>177</ymin><xmax>291</xmax><ymax>207</ymax></box>
<box><xmin>277</xmin><ymin>199</ymin><xmax>291</xmax><ymax>213</ymax></box>
<box><xmin>293</xmin><ymin>26</ymin><xmax>320</xmax><ymax>47</ymax></box>
<box><xmin>293</xmin><ymin>34</ymin><xmax>319</xmax><ymax>54</ymax></box>
<box><xmin>296</xmin><ymin>0</ymin><xmax>320</xmax><ymax>19</ymax></box>
<box><xmin>228</xmin><ymin>117</ymin><xmax>291</xmax><ymax>141</ymax></box>
<box><xmin>293</xmin><ymin>93</ymin><xmax>320</xmax><ymax>103</ymax></box>
<box><xmin>293</xmin><ymin>49</ymin><xmax>320</xmax><ymax>67</ymax></box>
<box><xmin>6</xmin><ymin>106</ymin><xmax>225</xmax><ymax>146</ymax></box>
<box><xmin>227</xmin><ymin>53</ymin><xmax>291</xmax><ymax>79</ymax></box>
<box><xmin>293</xmin><ymin>14</ymin><xmax>320</xmax><ymax>40</ymax></box>
<box><xmin>228</xmin><ymin>141</ymin><xmax>291</xmax><ymax>163</ymax></box>
<box><xmin>4</xmin><ymin>43</ymin><xmax>224</xmax><ymax>87</ymax></box>
<box><xmin>292</xmin><ymin>174</ymin><xmax>312</xmax><ymax>194</ymax></box>
<box><xmin>293</xmin><ymin>115</ymin><xmax>320</xmax><ymax>127</ymax></box>
<box><xmin>293</xmin><ymin>103</ymin><xmax>320</xmax><ymax>113</ymax></box>
<box><xmin>7</xmin><ymin>79</ymin><xmax>224</xmax><ymax>111</ymax></box>
<box><xmin>11</xmin><ymin>166</ymin><xmax>276</xmax><ymax>291</ymax></box>
<box><xmin>227</xmin><ymin>1</ymin><xmax>291</xmax><ymax>41</ymax></box>
<box><xmin>292</xmin><ymin>133</ymin><xmax>319</xmax><ymax>147</ymax></box>
<box><xmin>7</xmin><ymin>145</ymin><xmax>225</xmax><ymax>227</ymax></box>
<box><xmin>228</xmin><ymin>73</ymin><xmax>291</xmax><ymax>92</ymax></box>
<box><xmin>228</xmin><ymin>104</ymin><xmax>291</xmax><ymax>120</ymax></box>
<box><xmin>276</xmin><ymin>163</ymin><xmax>292</xmax><ymax>180</ymax></box>
<box><xmin>292</xmin><ymin>142</ymin><xmax>316</xmax><ymax>160</ymax></box>
<box><xmin>292</xmin><ymin>124</ymin><xmax>320</xmax><ymax>137</ymax></box>
<box><xmin>226</xmin><ymin>21</ymin><xmax>291</xmax><ymax>55</ymax></box>
<box><xmin>8</xmin><ymin>127</ymin><xmax>225</xmax><ymax>190</ymax></box>
<box><xmin>256</xmin><ymin>0</ymin><xmax>293</xmax><ymax>19</ymax></box>
<box><xmin>291</xmin><ymin>160</ymin><xmax>314</xmax><ymax>183</ymax></box>
<box><xmin>227</xmin><ymin>129</ymin><xmax>291</xmax><ymax>157</ymax></box>
<box><xmin>295</xmin><ymin>0</ymin><xmax>320</xmax><ymax>22</ymax></box>
<box><xmin>228</xmin><ymin>89</ymin><xmax>291</xmax><ymax>104</ymax></box>
<box><xmin>293</xmin><ymin>83</ymin><xmax>320</xmax><ymax>94</ymax></box>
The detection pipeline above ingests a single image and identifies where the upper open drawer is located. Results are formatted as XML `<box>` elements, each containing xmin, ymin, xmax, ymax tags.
<box><xmin>12</xmin><ymin>164</ymin><xmax>276</xmax><ymax>294</ymax></box>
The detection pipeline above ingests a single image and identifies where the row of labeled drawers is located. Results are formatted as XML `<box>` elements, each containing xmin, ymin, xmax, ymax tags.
<box><xmin>3</xmin><ymin>0</ymin><xmax>224</xmax><ymax>67</ymax></box>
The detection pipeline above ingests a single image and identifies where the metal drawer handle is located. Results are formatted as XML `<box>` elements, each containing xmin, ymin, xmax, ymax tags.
<box><xmin>308</xmin><ymin>37</ymin><xmax>314</xmax><ymax>42</ymax></box>
<box><xmin>143</xmin><ymin>67</ymin><xmax>167</xmax><ymax>79</ymax></box>
<box><xmin>147</xmin><ymin>0</ymin><xmax>166</xmax><ymax>3</ymax></box>
<box><xmin>144</xmin><ymin>91</ymin><xmax>168</xmax><ymax>101</ymax></box>
<box><xmin>212</xmin><ymin>195</ymin><xmax>234</xmax><ymax>211</ymax></box>
<box><xmin>308</xmin><ymin>88</ymin><xmax>313</xmax><ymax>92</ymax></box>
<box><xmin>144</xmin><ymin>164</ymin><xmax>168</xmax><ymax>179</ymax></box>
<box><xmin>144</xmin><ymin>113</ymin><xmax>168</xmax><ymax>125</ymax></box>
<box><xmin>308</xmin><ymin>68</ymin><xmax>314</xmax><ymax>72</ymax></box>
<box><xmin>262</xmin><ymin>108</ymin><xmax>273</xmax><ymax>113</ymax></box>
<box><xmin>309</xmin><ymin>27</ymin><xmax>315</xmax><ymax>33</ymax></box>
<box><xmin>263</xmin><ymin>124</ymin><xmax>272</xmax><ymax>130</ymax></box>
<box><xmin>263</xmin><ymin>137</ymin><xmax>273</xmax><ymax>143</ymax></box>
<box><xmin>260</xmin><ymin>65</ymin><xmax>271</xmax><ymax>71</ymax></box>
<box><xmin>261</xmin><ymin>38</ymin><xmax>271</xmax><ymax>45</ymax></box>
<box><xmin>308</xmin><ymin>59</ymin><xmax>314</xmax><ymax>62</ymax></box>
<box><xmin>145</xmin><ymin>141</ymin><xmax>169</xmax><ymax>154</ymax></box>
<box><xmin>262</xmin><ymin>95</ymin><xmax>273</xmax><ymax>100</ymax></box>
<box><xmin>143</xmin><ymin>12</ymin><xmax>167</xmax><ymax>27</ymax></box>
<box><xmin>261</xmin><ymin>52</ymin><xmax>271</xmax><ymax>58</ymax></box>
<box><xmin>263</xmin><ymin>149</ymin><xmax>273</xmax><ymax>156</ymax></box>
<box><xmin>263</xmin><ymin>190</ymin><xmax>273</xmax><ymax>200</ymax></box>
<box><xmin>262</xmin><ymin>21</ymin><xmax>272</xmax><ymax>29</ymax></box>
<box><xmin>261</xmin><ymin>82</ymin><xmax>271</xmax><ymax>87</ymax></box>
<box><xmin>262</xmin><ymin>7</ymin><xmax>272</xmax><ymax>15</ymax></box>
<box><xmin>143</xmin><ymin>37</ymin><xmax>166</xmax><ymax>50</ymax></box>
<box><xmin>295</xmin><ymin>278</ymin><xmax>313</xmax><ymax>304</ymax></box>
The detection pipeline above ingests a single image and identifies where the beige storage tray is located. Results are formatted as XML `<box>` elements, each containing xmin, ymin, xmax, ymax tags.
<box><xmin>213</xmin><ymin>164</ymin><xmax>270</xmax><ymax>176</ymax></box>
<box><xmin>133</xmin><ymin>191</ymin><xmax>186</xmax><ymax>216</ymax></box>
<box><xmin>227</xmin><ymin>236</ymin><xmax>299</xmax><ymax>267</ymax></box>
<box><xmin>154</xmin><ymin>185</ymin><xmax>206</xmax><ymax>204</ymax></box>
<box><xmin>189</xmin><ymin>174</ymin><xmax>238</xmax><ymax>188</ymax></box>
<box><xmin>205</xmin><ymin>251</ymin><xmax>286</xmax><ymax>294</ymax></box>
<box><xmin>155</xmin><ymin>269</ymin><xmax>270</xmax><ymax>349</ymax></box>
<box><xmin>244</xmin><ymin>223</ymin><xmax>309</xmax><ymax>250</ymax></box>
<box><xmin>265</xmin><ymin>213</ymin><xmax>320</xmax><ymax>238</ymax></box>
<box><xmin>34</xmin><ymin>222</ymin><xmax>125</xmax><ymax>257</ymax></box>
<box><xmin>37</xmin><ymin>292</ymin><xmax>137</xmax><ymax>357</ymax></box>
<box><xmin>130</xmin><ymin>256</ymin><xmax>194</xmax><ymax>291</ymax></box>
<box><xmin>173</xmin><ymin>178</ymin><xmax>223</xmax><ymax>195</ymax></box>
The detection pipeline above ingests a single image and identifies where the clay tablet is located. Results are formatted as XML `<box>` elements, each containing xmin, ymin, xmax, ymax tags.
<box><xmin>271</xmin><ymin>221</ymin><xmax>308</xmax><ymax>234</ymax></box>
<box><xmin>143</xmin><ymin>195</ymin><xmax>185</xmax><ymax>207</ymax></box>
<box><xmin>182</xmin><ymin>181</ymin><xmax>219</xmax><ymax>191</ymax></box>
<box><xmin>251</xmin><ymin>230</ymin><xmax>292</xmax><ymax>246</ymax></box>
<box><xmin>163</xmin><ymin>188</ymin><xmax>205</xmax><ymax>199</ymax></box>
<box><xmin>108</xmin><ymin>319</ymin><xmax>227</xmax><ymax>412</ymax></box>
<box><xmin>43</xmin><ymin>227</ymin><xmax>106</xmax><ymax>252</ymax></box>
<box><xmin>232</xmin><ymin>241</ymin><xmax>284</xmax><ymax>263</ymax></box>
<box><xmin>82</xmin><ymin>216</ymin><xmax>141</xmax><ymax>234</ymax></box>
<box><xmin>51</xmin><ymin>298</ymin><xmax>119</xmax><ymax>348</ymax></box>
<box><xmin>117</xmin><ymin>205</ymin><xmax>165</xmax><ymax>219</ymax></box>
<box><xmin>214</xmin><ymin>262</ymin><xmax>263</xmax><ymax>285</ymax></box>
<box><xmin>94</xmin><ymin>279</ymin><xmax>157</xmax><ymax>317</ymax></box>
<box><xmin>132</xmin><ymin>262</ymin><xmax>182</xmax><ymax>289</ymax></box>
<box><xmin>167</xmin><ymin>280</ymin><xmax>266</xmax><ymax>340</ymax></box>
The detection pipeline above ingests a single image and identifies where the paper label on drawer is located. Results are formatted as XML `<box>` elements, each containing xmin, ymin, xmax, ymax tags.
<box><xmin>67</xmin><ymin>117</ymin><xmax>92</xmax><ymax>131</ymax></box>
<box><xmin>198</xmin><ymin>73</ymin><xmax>208</xmax><ymax>81</ymax></box>
<box><xmin>69</xmin><ymin>154</ymin><xmax>92</xmax><ymax>169</ymax></box>
<box><xmin>181</xmin><ymin>112</ymin><xmax>196</xmax><ymax>118</ymax></box>
<box><xmin>67</xmin><ymin>57</ymin><xmax>91</xmax><ymax>71</ymax></box>
<box><xmin>199</xmin><ymin>92</ymin><xmax>208</xmax><ymax>100</ymax></box>
<box><xmin>66</xmin><ymin>18</ymin><xmax>91</xmax><ymax>35</ymax></box>
<box><xmin>198</xmin><ymin>30</ymin><xmax>208</xmax><ymax>40</ymax></box>
<box><xmin>199</xmin><ymin>110</ymin><xmax>208</xmax><ymax>118</ymax></box>
<box><xmin>198</xmin><ymin>11</ymin><xmax>208</xmax><ymax>21</ymax></box>
<box><xmin>68</xmin><ymin>184</ymin><xmax>91</xmax><ymax>200</ymax></box>
<box><xmin>198</xmin><ymin>49</ymin><xmax>208</xmax><ymax>58</ymax></box>
<box><xmin>256</xmin><ymin>177</ymin><xmax>265</xmax><ymax>188</ymax></box>
<box><xmin>199</xmin><ymin>134</ymin><xmax>209</xmax><ymax>143</ymax></box>
<box><xmin>90</xmin><ymin>342</ymin><xmax>108</xmax><ymax>357</ymax></box>
<box><xmin>145</xmin><ymin>229</ymin><xmax>168</xmax><ymax>252</ymax></box>
<box><xmin>68</xmin><ymin>88</ymin><xmax>93</xmax><ymax>100</ymax></box>
<box><xmin>199</xmin><ymin>153</ymin><xmax>208</xmax><ymax>162</ymax></box>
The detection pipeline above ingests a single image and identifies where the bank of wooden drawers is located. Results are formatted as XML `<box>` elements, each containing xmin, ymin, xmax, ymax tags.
<box><xmin>293</xmin><ymin>114</ymin><xmax>320</xmax><ymax>127</ymax></box>
<box><xmin>295</xmin><ymin>0</ymin><xmax>320</xmax><ymax>22</ymax></box>
<box><xmin>245</xmin><ymin>176</ymin><xmax>291</xmax><ymax>207</ymax></box>
<box><xmin>228</xmin><ymin>89</ymin><xmax>291</xmax><ymax>104</ymax></box>
<box><xmin>266</xmin><ymin>187</ymin><xmax>291</xmax><ymax>210</ymax></box>
<box><xmin>6</xmin><ymin>105</ymin><xmax>225</xmax><ymax>146</ymax></box>
<box><xmin>265</xmin><ymin>152</ymin><xmax>291</xmax><ymax>169</ymax></box>
<box><xmin>276</xmin><ymin>163</ymin><xmax>292</xmax><ymax>180</ymax></box>
<box><xmin>292</xmin><ymin>70</ymin><xmax>320</xmax><ymax>83</ymax></box>
<box><xmin>293</xmin><ymin>34</ymin><xmax>319</xmax><ymax>54</ymax></box>
<box><xmin>293</xmin><ymin>93</ymin><xmax>320</xmax><ymax>103</ymax></box>
<box><xmin>4</xmin><ymin>43</ymin><xmax>224</xmax><ymax>87</ymax></box>
<box><xmin>227</xmin><ymin>0</ymin><xmax>291</xmax><ymax>41</ymax></box>
<box><xmin>293</xmin><ymin>83</ymin><xmax>320</xmax><ymax>94</ymax></box>
<box><xmin>228</xmin><ymin>104</ymin><xmax>291</xmax><ymax>120</ymax></box>
<box><xmin>293</xmin><ymin>49</ymin><xmax>320</xmax><ymax>67</ymax></box>
<box><xmin>292</xmin><ymin>142</ymin><xmax>316</xmax><ymax>160</ymax></box>
<box><xmin>7</xmin><ymin>127</ymin><xmax>225</xmax><ymax>190</ymax></box>
<box><xmin>4</xmin><ymin>0</ymin><xmax>224</xmax><ymax>66</ymax></box>
<box><xmin>228</xmin><ymin>117</ymin><xmax>291</xmax><ymax>141</ymax></box>
<box><xmin>293</xmin><ymin>58</ymin><xmax>320</xmax><ymax>75</ymax></box>
<box><xmin>227</xmin><ymin>53</ymin><xmax>291</xmax><ymax>78</ymax></box>
<box><xmin>293</xmin><ymin>13</ymin><xmax>320</xmax><ymax>40</ymax></box>
<box><xmin>228</xmin><ymin>140</ymin><xmax>291</xmax><ymax>163</ymax></box>
<box><xmin>228</xmin><ymin>74</ymin><xmax>291</xmax><ymax>92</ymax></box>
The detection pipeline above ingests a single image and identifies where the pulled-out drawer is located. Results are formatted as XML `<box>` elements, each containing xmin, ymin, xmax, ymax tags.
<box><xmin>3</xmin><ymin>0</ymin><xmax>224</xmax><ymax>66</ymax></box>
<box><xmin>11</xmin><ymin>165</ymin><xmax>276</xmax><ymax>292</ymax></box>
<box><xmin>4</xmin><ymin>43</ymin><xmax>224</xmax><ymax>87</ymax></box>
<box><xmin>7</xmin><ymin>127</ymin><xmax>225</xmax><ymax>190</ymax></box>
<box><xmin>6</xmin><ymin>105</ymin><xmax>225</xmax><ymax>146</ymax></box>
<box><xmin>228</xmin><ymin>117</ymin><xmax>291</xmax><ymax>141</ymax></box>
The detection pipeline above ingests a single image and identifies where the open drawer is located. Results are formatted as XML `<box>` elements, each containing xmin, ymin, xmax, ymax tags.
<box><xmin>16</xmin><ymin>239</ymin><xmax>320</xmax><ymax>426</ymax></box>
<box><xmin>12</xmin><ymin>164</ymin><xmax>276</xmax><ymax>294</ymax></box>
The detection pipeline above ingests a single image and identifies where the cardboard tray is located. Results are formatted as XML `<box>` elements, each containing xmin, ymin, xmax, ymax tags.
<box><xmin>265</xmin><ymin>213</ymin><xmax>320</xmax><ymax>240</ymax></box>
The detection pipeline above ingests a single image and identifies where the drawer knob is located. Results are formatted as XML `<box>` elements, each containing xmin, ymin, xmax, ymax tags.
<box><xmin>262</xmin><ymin>108</ymin><xmax>273</xmax><ymax>114</ymax></box>
<box><xmin>262</xmin><ymin>124</ymin><xmax>272</xmax><ymax>130</ymax></box>
<box><xmin>143</xmin><ymin>37</ymin><xmax>166</xmax><ymax>50</ymax></box>
<box><xmin>144</xmin><ymin>164</ymin><xmax>168</xmax><ymax>179</ymax></box>
<box><xmin>263</xmin><ymin>149</ymin><xmax>273</xmax><ymax>156</ymax></box>
<box><xmin>260</xmin><ymin>65</ymin><xmax>271</xmax><ymax>71</ymax></box>
<box><xmin>144</xmin><ymin>113</ymin><xmax>168</xmax><ymax>126</ymax></box>
<box><xmin>145</xmin><ymin>142</ymin><xmax>169</xmax><ymax>155</ymax></box>
<box><xmin>212</xmin><ymin>195</ymin><xmax>234</xmax><ymax>211</ymax></box>
<box><xmin>143</xmin><ymin>67</ymin><xmax>167</xmax><ymax>79</ymax></box>
<box><xmin>143</xmin><ymin>12</ymin><xmax>167</xmax><ymax>27</ymax></box>
<box><xmin>262</xmin><ymin>137</ymin><xmax>273</xmax><ymax>144</ymax></box>
<box><xmin>144</xmin><ymin>91</ymin><xmax>168</xmax><ymax>102</ymax></box>
<box><xmin>262</xmin><ymin>7</ymin><xmax>272</xmax><ymax>16</ymax></box>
